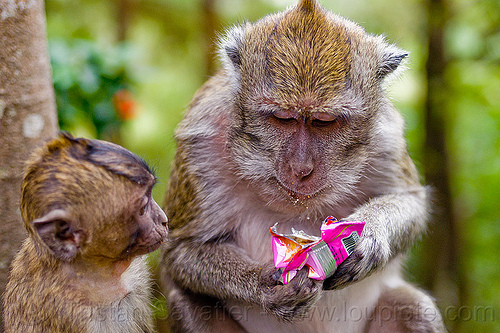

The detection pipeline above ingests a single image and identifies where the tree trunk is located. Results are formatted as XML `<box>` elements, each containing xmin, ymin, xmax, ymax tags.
<box><xmin>422</xmin><ymin>0</ymin><xmax>466</xmax><ymax>330</ymax></box>
<box><xmin>0</xmin><ymin>0</ymin><xmax>58</xmax><ymax>322</ymax></box>
<box><xmin>116</xmin><ymin>0</ymin><xmax>133</xmax><ymax>42</ymax></box>
<box><xmin>201</xmin><ymin>0</ymin><xmax>218</xmax><ymax>76</ymax></box>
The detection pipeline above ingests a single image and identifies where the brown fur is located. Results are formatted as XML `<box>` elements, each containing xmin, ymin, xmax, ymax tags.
<box><xmin>160</xmin><ymin>1</ymin><xmax>445</xmax><ymax>332</ymax></box>
<box><xmin>3</xmin><ymin>133</ymin><xmax>167</xmax><ymax>333</ymax></box>
<box><xmin>265</xmin><ymin>0</ymin><xmax>351</xmax><ymax>102</ymax></box>
<box><xmin>163</xmin><ymin>143</ymin><xmax>201</xmax><ymax>235</ymax></box>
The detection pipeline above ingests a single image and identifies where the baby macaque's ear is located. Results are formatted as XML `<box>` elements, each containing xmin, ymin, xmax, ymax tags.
<box><xmin>32</xmin><ymin>209</ymin><xmax>83</xmax><ymax>261</ymax></box>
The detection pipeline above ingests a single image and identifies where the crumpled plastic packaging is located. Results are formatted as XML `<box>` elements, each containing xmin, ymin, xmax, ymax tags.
<box><xmin>270</xmin><ymin>216</ymin><xmax>365</xmax><ymax>284</ymax></box>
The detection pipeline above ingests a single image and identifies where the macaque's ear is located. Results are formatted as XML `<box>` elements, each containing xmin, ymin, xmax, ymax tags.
<box><xmin>220</xmin><ymin>24</ymin><xmax>247</xmax><ymax>70</ymax></box>
<box><xmin>32</xmin><ymin>209</ymin><xmax>83</xmax><ymax>261</ymax></box>
<box><xmin>377</xmin><ymin>50</ymin><xmax>408</xmax><ymax>79</ymax></box>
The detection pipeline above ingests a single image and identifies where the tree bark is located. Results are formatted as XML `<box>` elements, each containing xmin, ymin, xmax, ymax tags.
<box><xmin>422</xmin><ymin>0</ymin><xmax>466</xmax><ymax>330</ymax></box>
<box><xmin>0</xmin><ymin>0</ymin><xmax>58</xmax><ymax>322</ymax></box>
<box><xmin>201</xmin><ymin>0</ymin><xmax>218</xmax><ymax>76</ymax></box>
<box><xmin>116</xmin><ymin>0</ymin><xmax>134</xmax><ymax>42</ymax></box>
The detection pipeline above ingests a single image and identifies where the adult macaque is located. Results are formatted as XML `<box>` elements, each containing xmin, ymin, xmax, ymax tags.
<box><xmin>3</xmin><ymin>133</ymin><xmax>168</xmax><ymax>333</ymax></box>
<box><xmin>161</xmin><ymin>0</ymin><xmax>445</xmax><ymax>332</ymax></box>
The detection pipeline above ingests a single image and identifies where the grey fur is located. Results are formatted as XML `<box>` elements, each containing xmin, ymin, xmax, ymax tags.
<box><xmin>161</xmin><ymin>1</ymin><xmax>446</xmax><ymax>332</ymax></box>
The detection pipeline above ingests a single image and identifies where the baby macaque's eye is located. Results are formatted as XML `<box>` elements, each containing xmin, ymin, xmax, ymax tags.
<box><xmin>139</xmin><ymin>197</ymin><xmax>149</xmax><ymax>216</ymax></box>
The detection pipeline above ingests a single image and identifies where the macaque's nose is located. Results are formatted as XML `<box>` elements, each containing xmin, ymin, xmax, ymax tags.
<box><xmin>291</xmin><ymin>161</ymin><xmax>314</xmax><ymax>180</ymax></box>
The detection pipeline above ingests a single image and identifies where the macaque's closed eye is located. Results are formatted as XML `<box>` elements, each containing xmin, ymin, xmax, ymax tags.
<box><xmin>273</xmin><ymin>109</ymin><xmax>300</xmax><ymax>124</ymax></box>
<box><xmin>272</xmin><ymin>109</ymin><xmax>344</xmax><ymax>129</ymax></box>
<box><xmin>310</xmin><ymin>112</ymin><xmax>340</xmax><ymax>128</ymax></box>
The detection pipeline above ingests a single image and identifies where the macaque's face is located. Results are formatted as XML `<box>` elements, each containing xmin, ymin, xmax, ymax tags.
<box><xmin>83</xmin><ymin>177</ymin><xmax>168</xmax><ymax>261</ymax></box>
<box><xmin>231</xmin><ymin>94</ymin><xmax>371</xmax><ymax>212</ymax></box>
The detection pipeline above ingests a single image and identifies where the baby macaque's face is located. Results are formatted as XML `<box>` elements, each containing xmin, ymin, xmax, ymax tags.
<box><xmin>74</xmin><ymin>145</ymin><xmax>169</xmax><ymax>262</ymax></box>
<box><xmin>112</xmin><ymin>177</ymin><xmax>168</xmax><ymax>260</ymax></box>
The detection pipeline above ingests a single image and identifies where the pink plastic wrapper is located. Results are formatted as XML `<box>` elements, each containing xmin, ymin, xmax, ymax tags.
<box><xmin>270</xmin><ymin>216</ymin><xmax>365</xmax><ymax>284</ymax></box>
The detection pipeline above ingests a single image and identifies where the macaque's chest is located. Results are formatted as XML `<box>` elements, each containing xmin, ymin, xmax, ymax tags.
<box><xmin>236</xmin><ymin>213</ymin><xmax>322</xmax><ymax>264</ymax></box>
<box><xmin>237</xmin><ymin>218</ymin><xmax>275</xmax><ymax>264</ymax></box>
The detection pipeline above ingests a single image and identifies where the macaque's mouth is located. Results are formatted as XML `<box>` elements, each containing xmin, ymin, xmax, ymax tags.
<box><xmin>286</xmin><ymin>189</ymin><xmax>315</xmax><ymax>201</ymax></box>
<box><xmin>275</xmin><ymin>178</ymin><xmax>321</xmax><ymax>201</ymax></box>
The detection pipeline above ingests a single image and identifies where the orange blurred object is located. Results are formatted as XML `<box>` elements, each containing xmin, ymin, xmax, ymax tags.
<box><xmin>113</xmin><ymin>89</ymin><xmax>139</xmax><ymax>121</ymax></box>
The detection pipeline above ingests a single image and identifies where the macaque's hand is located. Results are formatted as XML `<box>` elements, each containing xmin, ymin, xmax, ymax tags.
<box><xmin>258</xmin><ymin>264</ymin><xmax>323</xmax><ymax>321</ymax></box>
<box><xmin>323</xmin><ymin>234</ymin><xmax>389</xmax><ymax>290</ymax></box>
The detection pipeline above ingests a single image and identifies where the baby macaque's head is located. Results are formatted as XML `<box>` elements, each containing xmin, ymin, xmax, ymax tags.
<box><xmin>21</xmin><ymin>133</ymin><xmax>168</xmax><ymax>262</ymax></box>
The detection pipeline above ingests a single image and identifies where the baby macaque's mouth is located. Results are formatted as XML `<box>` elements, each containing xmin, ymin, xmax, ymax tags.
<box><xmin>124</xmin><ymin>238</ymin><xmax>164</xmax><ymax>257</ymax></box>
<box><xmin>133</xmin><ymin>238</ymin><xmax>164</xmax><ymax>256</ymax></box>
<box><xmin>123</xmin><ymin>228</ymin><xmax>166</xmax><ymax>257</ymax></box>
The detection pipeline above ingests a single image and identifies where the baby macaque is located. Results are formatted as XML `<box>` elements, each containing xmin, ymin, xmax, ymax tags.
<box><xmin>3</xmin><ymin>133</ymin><xmax>168</xmax><ymax>333</ymax></box>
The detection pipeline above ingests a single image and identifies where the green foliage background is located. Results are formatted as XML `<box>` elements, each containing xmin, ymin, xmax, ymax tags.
<box><xmin>45</xmin><ymin>0</ymin><xmax>500</xmax><ymax>332</ymax></box>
